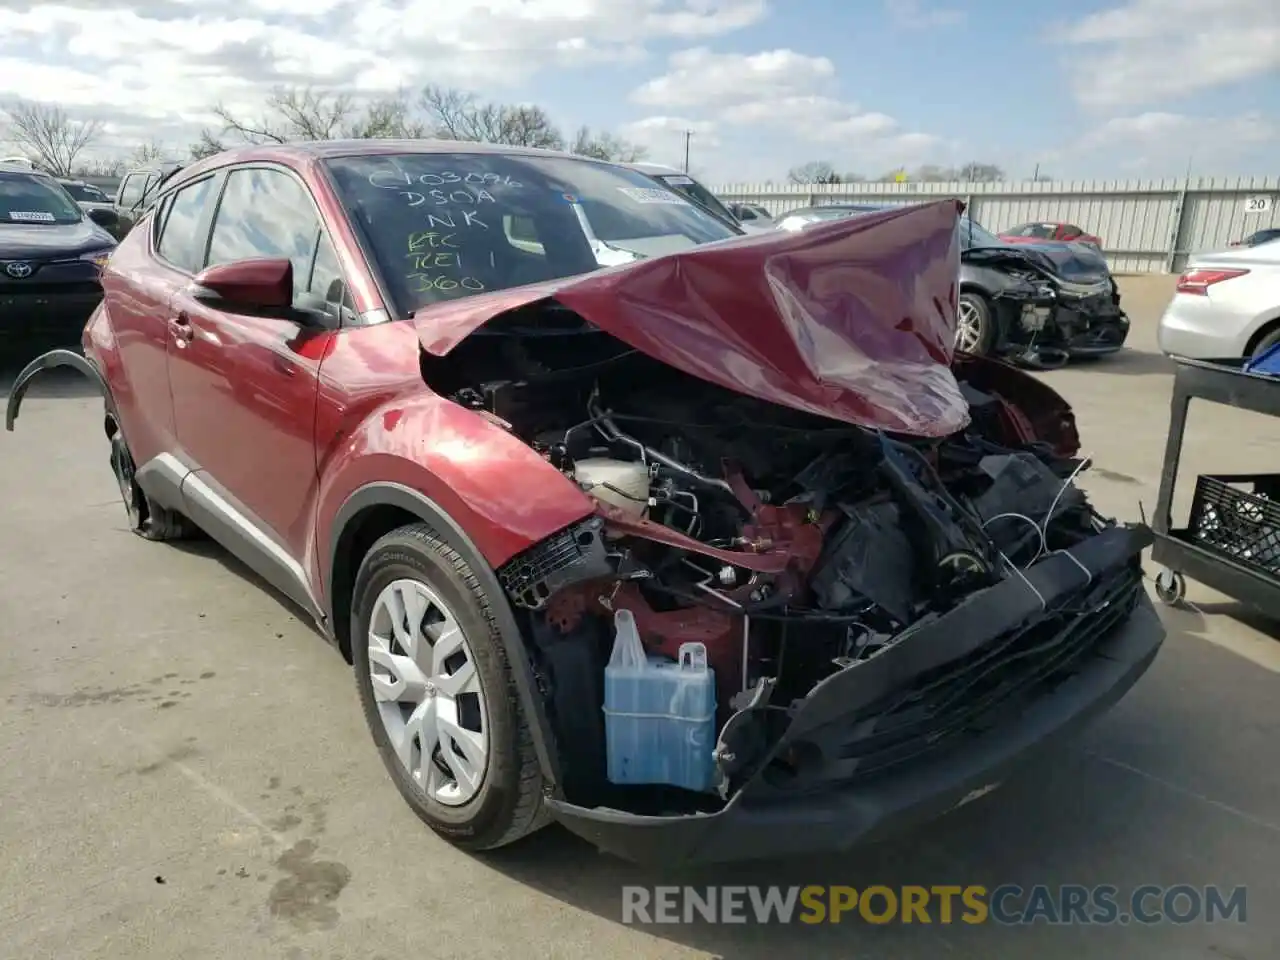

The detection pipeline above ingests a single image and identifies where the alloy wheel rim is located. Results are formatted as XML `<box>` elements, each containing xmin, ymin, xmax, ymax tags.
<box><xmin>367</xmin><ymin>578</ymin><xmax>489</xmax><ymax>806</ymax></box>
<box><xmin>956</xmin><ymin>300</ymin><xmax>984</xmax><ymax>352</ymax></box>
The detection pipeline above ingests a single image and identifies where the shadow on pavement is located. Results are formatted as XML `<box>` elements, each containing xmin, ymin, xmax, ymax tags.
<box><xmin>462</xmin><ymin>608</ymin><xmax>1279</xmax><ymax>959</ymax></box>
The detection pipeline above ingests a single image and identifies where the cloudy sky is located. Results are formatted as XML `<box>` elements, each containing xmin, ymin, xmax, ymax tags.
<box><xmin>0</xmin><ymin>0</ymin><xmax>1276</xmax><ymax>184</ymax></box>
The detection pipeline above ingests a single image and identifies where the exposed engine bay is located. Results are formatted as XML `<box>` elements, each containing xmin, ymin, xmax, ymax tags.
<box><xmin>422</xmin><ymin>304</ymin><xmax>1136</xmax><ymax>814</ymax></box>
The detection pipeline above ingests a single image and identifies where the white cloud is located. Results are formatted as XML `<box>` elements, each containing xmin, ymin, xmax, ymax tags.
<box><xmin>631</xmin><ymin>47</ymin><xmax>836</xmax><ymax>109</ymax></box>
<box><xmin>1046</xmin><ymin>111</ymin><xmax>1279</xmax><ymax>176</ymax></box>
<box><xmin>1055</xmin><ymin>0</ymin><xmax>1280</xmax><ymax>108</ymax></box>
<box><xmin>0</xmin><ymin>0</ymin><xmax>766</xmax><ymax>156</ymax></box>
<box><xmin>618</xmin><ymin>116</ymin><xmax>722</xmax><ymax>162</ymax></box>
<box><xmin>627</xmin><ymin>46</ymin><xmax>942</xmax><ymax>178</ymax></box>
<box><xmin>886</xmin><ymin>0</ymin><xmax>965</xmax><ymax>30</ymax></box>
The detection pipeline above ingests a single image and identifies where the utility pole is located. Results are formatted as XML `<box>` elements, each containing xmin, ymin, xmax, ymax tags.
<box><xmin>683</xmin><ymin>130</ymin><xmax>693</xmax><ymax>173</ymax></box>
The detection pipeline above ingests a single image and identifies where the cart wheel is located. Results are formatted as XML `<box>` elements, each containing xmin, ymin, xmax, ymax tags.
<box><xmin>1154</xmin><ymin>568</ymin><xmax>1186</xmax><ymax>606</ymax></box>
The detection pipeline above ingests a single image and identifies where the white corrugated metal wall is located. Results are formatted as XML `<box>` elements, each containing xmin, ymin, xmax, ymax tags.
<box><xmin>713</xmin><ymin>176</ymin><xmax>1280</xmax><ymax>273</ymax></box>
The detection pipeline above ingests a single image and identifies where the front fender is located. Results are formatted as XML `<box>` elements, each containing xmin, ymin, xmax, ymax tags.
<box><xmin>5</xmin><ymin>349</ymin><xmax>111</xmax><ymax>431</ymax></box>
<box><xmin>316</xmin><ymin>391</ymin><xmax>596</xmax><ymax>575</ymax></box>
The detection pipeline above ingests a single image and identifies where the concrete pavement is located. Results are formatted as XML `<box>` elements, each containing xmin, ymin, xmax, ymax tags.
<box><xmin>1</xmin><ymin>275</ymin><xmax>1278</xmax><ymax>959</ymax></box>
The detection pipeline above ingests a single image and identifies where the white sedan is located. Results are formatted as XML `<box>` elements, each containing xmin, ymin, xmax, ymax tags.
<box><xmin>1157</xmin><ymin>239</ymin><xmax>1280</xmax><ymax>359</ymax></box>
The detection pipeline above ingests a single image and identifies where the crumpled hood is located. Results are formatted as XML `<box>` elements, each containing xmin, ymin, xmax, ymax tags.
<box><xmin>998</xmin><ymin>241</ymin><xmax>1111</xmax><ymax>283</ymax></box>
<box><xmin>414</xmin><ymin>199</ymin><xmax>968</xmax><ymax>437</ymax></box>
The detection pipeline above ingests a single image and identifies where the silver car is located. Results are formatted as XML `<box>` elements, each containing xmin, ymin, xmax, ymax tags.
<box><xmin>624</xmin><ymin>163</ymin><xmax>774</xmax><ymax>235</ymax></box>
<box><xmin>1157</xmin><ymin>239</ymin><xmax>1280</xmax><ymax>359</ymax></box>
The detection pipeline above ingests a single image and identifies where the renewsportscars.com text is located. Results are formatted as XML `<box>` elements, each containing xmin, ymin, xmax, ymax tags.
<box><xmin>621</xmin><ymin>884</ymin><xmax>1248</xmax><ymax>926</ymax></box>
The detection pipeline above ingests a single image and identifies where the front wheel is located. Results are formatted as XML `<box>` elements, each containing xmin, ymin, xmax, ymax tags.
<box><xmin>351</xmin><ymin>523</ymin><xmax>546</xmax><ymax>851</ymax></box>
<box><xmin>956</xmin><ymin>292</ymin><xmax>997</xmax><ymax>356</ymax></box>
<box><xmin>108</xmin><ymin>427</ymin><xmax>195</xmax><ymax>541</ymax></box>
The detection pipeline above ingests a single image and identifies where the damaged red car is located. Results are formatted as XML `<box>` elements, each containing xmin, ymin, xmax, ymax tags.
<box><xmin>5</xmin><ymin>141</ymin><xmax>1164</xmax><ymax>865</ymax></box>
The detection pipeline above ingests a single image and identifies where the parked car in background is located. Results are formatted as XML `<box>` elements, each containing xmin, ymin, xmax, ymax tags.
<box><xmin>625</xmin><ymin>162</ymin><xmax>772</xmax><ymax>234</ymax></box>
<box><xmin>774</xmin><ymin>204</ymin><xmax>1128</xmax><ymax>365</ymax></box>
<box><xmin>58</xmin><ymin>178</ymin><xmax>122</xmax><ymax>236</ymax></box>
<box><xmin>0</xmin><ymin>162</ymin><xmax>116</xmax><ymax>350</ymax></box>
<box><xmin>727</xmin><ymin>201</ymin><xmax>775</xmax><ymax>229</ymax></box>
<box><xmin>112</xmin><ymin>160</ymin><xmax>184</xmax><ymax>237</ymax></box>
<box><xmin>1000</xmin><ymin>221</ymin><xmax>1102</xmax><ymax>249</ymax></box>
<box><xmin>1157</xmin><ymin>241</ymin><xmax>1280</xmax><ymax>360</ymax></box>
<box><xmin>5</xmin><ymin>141</ymin><xmax>1163</xmax><ymax>867</ymax></box>
<box><xmin>776</xmin><ymin>203</ymin><xmax>887</xmax><ymax>232</ymax></box>
<box><xmin>1229</xmin><ymin>227</ymin><xmax>1280</xmax><ymax>248</ymax></box>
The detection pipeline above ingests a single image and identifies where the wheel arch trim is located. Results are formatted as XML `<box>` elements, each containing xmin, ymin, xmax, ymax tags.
<box><xmin>5</xmin><ymin>349</ymin><xmax>114</xmax><ymax>432</ymax></box>
<box><xmin>327</xmin><ymin>481</ymin><xmax>563</xmax><ymax>792</ymax></box>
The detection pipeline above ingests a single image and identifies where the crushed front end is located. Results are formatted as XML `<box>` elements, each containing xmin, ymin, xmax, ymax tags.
<box><xmin>438</xmin><ymin>332</ymin><xmax>1163</xmax><ymax>865</ymax></box>
<box><xmin>975</xmin><ymin>250</ymin><xmax>1131</xmax><ymax>368</ymax></box>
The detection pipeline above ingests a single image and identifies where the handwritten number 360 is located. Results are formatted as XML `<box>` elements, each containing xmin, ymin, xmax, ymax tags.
<box><xmin>408</xmin><ymin>273</ymin><xmax>485</xmax><ymax>293</ymax></box>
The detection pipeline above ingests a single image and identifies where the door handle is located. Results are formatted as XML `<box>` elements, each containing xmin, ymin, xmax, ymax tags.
<box><xmin>168</xmin><ymin>312</ymin><xmax>192</xmax><ymax>346</ymax></box>
<box><xmin>273</xmin><ymin>356</ymin><xmax>298</xmax><ymax>377</ymax></box>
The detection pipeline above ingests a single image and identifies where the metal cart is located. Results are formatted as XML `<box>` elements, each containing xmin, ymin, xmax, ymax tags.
<box><xmin>1151</xmin><ymin>355</ymin><xmax>1280</xmax><ymax>614</ymax></box>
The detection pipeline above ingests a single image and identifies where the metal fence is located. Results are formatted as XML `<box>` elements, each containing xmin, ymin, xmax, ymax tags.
<box><xmin>713</xmin><ymin>176</ymin><xmax>1280</xmax><ymax>274</ymax></box>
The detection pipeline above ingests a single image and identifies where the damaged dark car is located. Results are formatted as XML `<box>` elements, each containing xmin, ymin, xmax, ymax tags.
<box><xmin>957</xmin><ymin>218</ymin><xmax>1129</xmax><ymax>367</ymax></box>
<box><xmin>777</xmin><ymin>204</ymin><xmax>1129</xmax><ymax>367</ymax></box>
<box><xmin>5</xmin><ymin>142</ymin><xmax>1163</xmax><ymax>867</ymax></box>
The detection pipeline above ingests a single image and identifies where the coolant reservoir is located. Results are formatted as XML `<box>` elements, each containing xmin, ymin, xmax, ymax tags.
<box><xmin>573</xmin><ymin>458</ymin><xmax>650</xmax><ymax>518</ymax></box>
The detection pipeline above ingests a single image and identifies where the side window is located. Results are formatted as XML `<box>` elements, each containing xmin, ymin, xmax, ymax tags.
<box><xmin>207</xmin><ymin>168</ymin><xmax>319</xmax><ymax>300</ymax></box>
<box><xmin>307</xmin><ymin>230</ymin><xmax>354</xmax><ymax>314</ymax></box>
<box><xmin>117</xmin><ymin>174</ymin><xmax>143</xmax><ymax>209</ymax></box>
<box><xmin>138</xmin><ymin>175</ymin><xmax>161</xmax><ymax>211</ymax></box>
<box><xmin>1060</xmin><ymin>224</ymin><xmax>1083</xmax><ymax>239</ymax></box>
<box><xmin>156</xmin><ymin>177</ymin><xmax>217</xmax><ymax>273</ymax></box>
<box><xmin>738</xmin><ymin>206</ymin><xmax>757</xmax><ymax>221</ymax></box>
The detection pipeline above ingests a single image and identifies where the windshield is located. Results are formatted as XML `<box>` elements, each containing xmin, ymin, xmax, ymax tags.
<box><xmin>0</xmin><ymin>172</ymin><xmax>84</xmax><ymax>225</ymax></box>
<box><xmin>959</xmin><ymin>218</ymin><xmax>1005</xmax><ymax>250</ymax></box>
<box><xmin>61</xmin><ymin>182</ymin><xmax>108</xmax><ymax>202</ymax></box>
<box><xmin>326</xmin><ymin>153</ymin><xmax>737</xmax><ymax>315</ymax></box>
<box><xmin>654</xmin><ymin>174</ymin><xmax>741</xmax><ymax>226</ymax></box>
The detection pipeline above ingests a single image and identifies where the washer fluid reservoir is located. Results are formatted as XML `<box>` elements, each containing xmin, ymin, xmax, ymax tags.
<box><xmin>573</xmin><ymin>458</ymin><xmax>651</xmax><ymax>518</ymax></box>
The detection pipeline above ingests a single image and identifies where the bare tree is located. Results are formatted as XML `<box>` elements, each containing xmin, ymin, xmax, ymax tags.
<box><xmin>787</xmin><ymin>160</ymin><xmax>840</xmax><ymax>184</ymax></box>
<box><xmin>1</xmin><ymin>100</ymin><xmax>103</xmax><ymax>177</ymax></box>
<box><xmin>569</xmin><ymin>125</ymin><xmax>647</xmax><ymax>163</ymax></box>
<box><xmin>198</xmin><ymin>85</ymin><xmax>425</xmax><ymax>156</ymax></box>
<box><xmin>75</xmin><ymin>156</ymin><xmax>126</xmax><ymax>178</ymax></box>
<box><xmin>956</xmin><ymin>161</ymin><xmax>1004</xmax><ymax>182</ymax></box>
<box><xmin>189</xmin><ymin>129</ymin><xmax>225</xmax><ymax>161</ymax></box>
<box><xmin>418</xmin><ymin>85</ymin><xmax>563</xmax><ymax>149</ymax></box>
<box><xmin>130</xmin><ymin>139</ymin><xmax>169</xmax><ymax>165</ymax></box>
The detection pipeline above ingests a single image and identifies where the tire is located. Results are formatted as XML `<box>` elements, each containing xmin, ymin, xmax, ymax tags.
<box><xmin>1249</xmin><ymin>325</ymin><xmax>1280</xmax><ymax>360</ymax></box>
<box><xmin>956</xmin><ymin>291</ymin><xmax>997</xmax><ymax>356</ymax></box>
<box><xmin>108</xmin><ymin>427</ymin><xmax>195</xmax><ymax>541</ymax></box>
<box><xmin>351</xmin><ymin>523</ymin><xmax>546</xmax><ymax>851</ymax></box>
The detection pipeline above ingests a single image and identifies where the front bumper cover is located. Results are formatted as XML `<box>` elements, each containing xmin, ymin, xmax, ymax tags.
<box><xmin>545</xmin><ymin>524</ymin><xmax>1163</xmax><ymax>865</ymax></box>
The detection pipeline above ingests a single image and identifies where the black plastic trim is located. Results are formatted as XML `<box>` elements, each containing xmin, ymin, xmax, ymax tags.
<box><xmin>5</xmin><ymin>348</ymin><xmax>110</xmax><ymax>431</ymax></box>
<box><xmin>328</xmin><ymin>481</ymin><xmax>563</xmax><ymax>791</ymax></box>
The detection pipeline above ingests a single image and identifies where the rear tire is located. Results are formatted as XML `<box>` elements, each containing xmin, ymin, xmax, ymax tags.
<box><xmin>351</xmin><ymin>523</ymin><xmax>546</xmax><ymax>851</ymax></box>
<box><xmin>956</xmin><ymin>292</ymin><xmax>997</xmax><ymax>356</ymax></box>
<box><xmin>1248</xmin><ymin>325</ymin><xmax>1280</xmax><ymax>360</ymax></box>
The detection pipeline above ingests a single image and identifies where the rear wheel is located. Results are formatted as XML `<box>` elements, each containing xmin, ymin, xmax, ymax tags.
<box><xmin>1248</xmin><ymin>325</ymin><xmax>1280</xmax><ymax>360</ymax></box>
<box><xmin>351</xmin><ymin>523</ymin><xmax>546</xmax><ymax>851</ymax></box>
<box><xmin>956</xmin><ymin>292</ymin><xmax>996</xmax><ymax>355</ymax></box>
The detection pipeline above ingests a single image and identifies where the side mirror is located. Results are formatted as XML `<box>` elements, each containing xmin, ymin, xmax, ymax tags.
<box><xmin>87</xmin><ymin>207</ymin><xmax>119</xmax><ymax>231</ymax></box>
<box><xmin>192</xmin><ymin>258</ymin><xmax>294</xmax><ymax>312</ymax></box>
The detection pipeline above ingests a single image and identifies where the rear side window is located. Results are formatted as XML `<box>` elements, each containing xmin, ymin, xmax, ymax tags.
<box><xmin>117</xmin><ymin>175</ymin><xmax>145</xmax><ymax>209</ymax></box>
<box><xmin>207</xmin><ymin>168</ymin><xmax>322</xmax><ymax>300</ymax></box>
<box><xmin>156</xmin><ymin>176</ymin><xmax>217</xmax><ymax>272</ymax></box>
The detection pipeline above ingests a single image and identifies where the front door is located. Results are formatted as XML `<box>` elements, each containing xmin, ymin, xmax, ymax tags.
<box><xmin>166</xmin><ymin>164</ymin><xmax>345</xmax><ymax>578</ymax></box>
